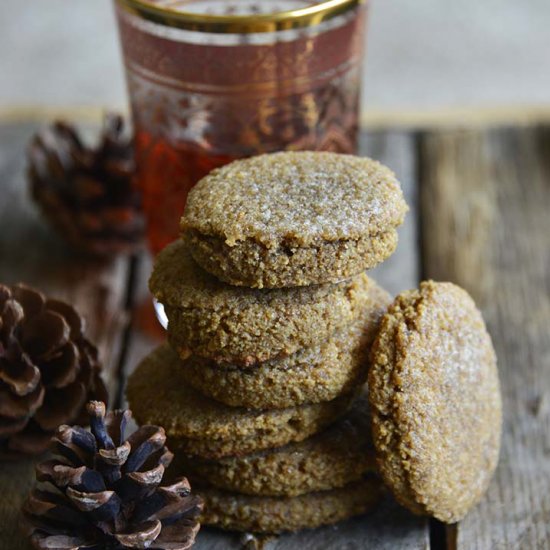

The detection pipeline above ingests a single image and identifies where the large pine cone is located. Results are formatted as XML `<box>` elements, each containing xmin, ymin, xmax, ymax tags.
<box><xmin>23</xmin><ymin>401</ymin><xmax>203</xmax><ymax>550</ymax></box>
<box><xmin>28</xmin><ymin>114</ymin><xmax>144</xmax><ymax>257</ymax></box>
<box><xmin>0</xmin><ymin>283</ymin><xmax>107</xmax><ymax>456</ymax></box>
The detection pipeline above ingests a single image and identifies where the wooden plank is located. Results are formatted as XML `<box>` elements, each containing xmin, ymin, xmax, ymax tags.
<box><xmin>121</xmin><ymin>130</ymin><xmax>429</xmax><ymax>549</ymax></box>
<box><xmin>363</xmin><ymin>130</ymin><xmax>421</xmax><ymax>295</ymax></box>
<box><xmin>0</xmin><ymin>122</ymin><xmax>131</xmax><ymax>549</ymax></box>
<box><xmin>419</xmin><ymin>126</ymin><xmax>550</xmax><ymax>549</ymax></box>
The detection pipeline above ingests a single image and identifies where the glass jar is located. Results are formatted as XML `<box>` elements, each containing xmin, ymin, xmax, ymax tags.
<box><xmin>115</xmin><ymin>0</ymin><xmax>368</xmax><ymax>254</ymax></box>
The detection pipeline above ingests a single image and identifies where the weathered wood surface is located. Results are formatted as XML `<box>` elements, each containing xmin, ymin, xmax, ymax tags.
<box><xmin>2</xmin><ymin>120</ymin><xmax>548</xmax><ymax>549</ymax></box>
<box><xmin>0</xmin><ymin>122</ymin><xmax>132</xmax><ymax>549</ymax></box>
<box><xmin>419</xmin><ymin>126</ymin><xmax>550</xmax><ymax>549</ymax></box>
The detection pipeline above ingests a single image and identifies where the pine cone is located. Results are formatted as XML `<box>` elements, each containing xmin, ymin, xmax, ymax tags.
<box><xmin>0</xmin><ymin>283</ymin><xmax>107</xmax><ymax>457</ymax></box>
<box><xmin>28</xmin><ymin>114</ymin><xmax>144</xmax><ymax>257</ymax></box>
<box><xmin>23</xmin><ymin>401</ymin><xmax>203</xmax><ymax>550</ymax></box>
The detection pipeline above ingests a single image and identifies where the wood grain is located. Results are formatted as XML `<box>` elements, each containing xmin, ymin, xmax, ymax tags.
<box><xmin>0</xmin><ymin>123</ymin><xmax>132</xmax><ymax>548</ymax></box>
<box><xmin>419</xmin><ymin>126</ymin><xmax>550</xmax><ymax>549</ymax></box>
<box><xmin>364</xmin><ymin>131</ymin><xmax>421</xmax><ymax>295</ymax></box>
<box><xmin>120</xmin><ymin>130</ymin><xmax>429</xmax><ymax>550</ymax></box>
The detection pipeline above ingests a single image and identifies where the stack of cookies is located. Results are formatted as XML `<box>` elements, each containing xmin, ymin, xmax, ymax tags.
<box><xmin>128</xmin><ymin>152</ymin><xmax>407</xmax><ymax>533</ymax></box>
<box><xmin>128</xmin><ymin>151</ymin><xmax>502</xmax><ymax>533</ymax></box>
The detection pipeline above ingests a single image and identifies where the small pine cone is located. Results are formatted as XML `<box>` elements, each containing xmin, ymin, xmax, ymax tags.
<box><xmin>28</xmin><ymin>114</ymin><xmax>144</xmax><ymax>257</ymax></box>
<box><xmin>0</xmin><ymin>283</ymin><xmax>107</xmax><ymax>457</ymax></box>
<box><xmin>23</xmin><ymin>401</ymin><xmax>203</xmax><ymax>550</ymax></box>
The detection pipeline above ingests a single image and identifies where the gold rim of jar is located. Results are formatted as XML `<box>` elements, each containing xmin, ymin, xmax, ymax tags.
<box><xmin>115</xmin><ymin>0</ymin><xmax>366</xmax><ymax>34</ymax></box>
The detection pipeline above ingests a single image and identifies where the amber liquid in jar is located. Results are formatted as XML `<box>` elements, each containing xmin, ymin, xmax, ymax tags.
<box><xmin>134</xmin><ymin>133</ymin><xmax>236</xmax><ymax>254</ymax></box>
<box><xmin>116</xmin><ymin>0</ymin><xmax>367</xmax><ymax>254</ymax></box>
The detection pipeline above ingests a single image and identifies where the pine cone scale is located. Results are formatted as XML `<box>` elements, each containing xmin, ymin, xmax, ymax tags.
<box><xmin>0</xmin><ymin>355</ymin><xmax>41</xmax><ymax>395</ymax></box>
<box><xmin>36</xmin><ymin>461</ymin><xmax>94</xmax><ymax>491</ymax></box>
<box><xmin>46</xmin><ymin>300</ymin><xmax>85</xmax><ymax>340</ymax></box>
<box><xmin>125</xmin><ymin>426</ymin><xmax>167</xmax><ymax>473</ymax></box>
<box><xmin>118</xmin><ymin>465</ymin><xmax>166</xmax><ymax>503</ymax></box>
<box><xmin>132</xmin><ymin>482</ymin><xmax>202</xmax><ymax>526</ymax></box>
<box><xmin>98</xmin><ymin>441</ymin><xmax>131</xmax><ymax>466</ymax></box>
<box><xmin>11</xmin><ymin>285</ymin><xmax>45</xmax><ymax>319</ymax></box>
<box><xmin>114</xmin><ymin>519</ymin><xmax>162</xmax><ymax>549</ymax></box>
<box><xmin>25</xmin><ymin>490</ymin><xmax>62</xmax><ymax>518</ymax></box>
<box><xmin>152</xmin><ymin>494</ymin><xmax>203</xmax><ymax>524</ymax></box>
<box><xmin>22</xmin><ymin>311</ymin><xmax>71</xmax><ymax>360</ymax></box>
<box><xmin>25</xmin><ymin>488</ymin><xmax>88</xmax><ymax>528</ymax></box>
<box><xmin>1</xmin><ymin>299</ymin><xmax>25</xmax><ymax>334</ymax></box>
<box><xmin>128</xmin><ymin>465</ymin><xmax>164</xmax><ymax>486</ymax></box>
<box><xmin>104</xmin><ymin>409</ymin><xmax>131</xmax><ymax>447</ymax></box>
<box><xmin>55</xmin><ymin>425</ymin><xmax>98</xmax><ymax>465</ymax></box>
<box><xmin>40</xmin><ymin>343</ymin><xmax>79</xmax><ymax>389</ymax></box>
<box><xmin>0</xmin><ymin>384</ymin><xmax>45</xmax><ymax>417</ymax></box>
<box><xmin>31</xmin><ymin>533</ymin><xmax>95</xmax><ymax>550</ymax></box>
<box><xmin>154</xmin><ymin>522</ymin><xmax>201</xmax><ymax>550</ymax></box>
<box><xmin>66</xmin><ymin>487</ymin><xmax>120</xmax><ymax>519</ymax></box>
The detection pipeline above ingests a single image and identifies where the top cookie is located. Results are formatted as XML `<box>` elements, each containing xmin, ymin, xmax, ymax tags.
<box><xmin>181</xmin><ymin>151</ymin><xmax>408</xmax><ymax>288</ymax></box>
<box><xmin>368</xmin><ymin>281</ymin><xmax>502</xmax><ymax>523</ymax></box>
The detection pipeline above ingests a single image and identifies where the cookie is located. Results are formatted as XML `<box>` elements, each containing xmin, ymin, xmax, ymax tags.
<box><xmin>150</xmin><ymin>239</ymin><xmax>375</xmax><ymax>366</ymax></box>
<box><xmin>182</xmin><ymin>281</ymin><xmax>390</xmax><ymax>408</ymax></box>
<box><xmin>181</xmin><ymin>151</ymin><xmax>408</xmax><ymax>288</ymax></box>
<box><xmin>127</xmin><ymin>345</ymin><xmax>353</xmax><ymax>459</ymax></box>
<box><xmin>176</xmin><ymin>393</ymin><xmax>376</xmax><ymax>497</ymax></box>
<box><xmin>368</xmin><ymin>281</ymin><xmax>502</xmax><ymax>523</ymax></box>
<box><xmin>198</xmin><ymin>477</ymin><xmax>382</xmax><ymax>534</ymax></box>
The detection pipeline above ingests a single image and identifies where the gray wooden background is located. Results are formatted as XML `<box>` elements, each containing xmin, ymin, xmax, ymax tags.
<box><xmin>1</xmin><ymin>0</ymin><xmax>550</xmax><ymax>112</ymax></box>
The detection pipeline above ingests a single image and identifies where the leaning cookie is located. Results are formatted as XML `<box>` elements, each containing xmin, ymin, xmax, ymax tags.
<box><xmin>151</xmin><ymin>239</ymin><xmax>375</xmax><ymax>366</ymax></box>
<box><xmin>198</xmin><ymin>477</ymin><xmax>382</xmax><ymax>534</ymax></box>
<box><xmin>127</xmin><ymin>345</ymin><xmax>353</xmax><ymax>460</ymax></box>
<box><xmin>369</xmin><ymin>281</ymin><xmax>502</xmax><ymax>523</ymax></box>
<box><xmin>181</xmin><ymin>151</ymin><xmax>408</xmax><ymax>288</ymax></box>
<box><xmin>183</xmin><ymin>280</ymin><xmax>391</xmax><ymax>408</ymax></box>
<box><xmin>176</xmin><ymin>392</ymin><xmax>376</xmax><ymax>497</ymax></box>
